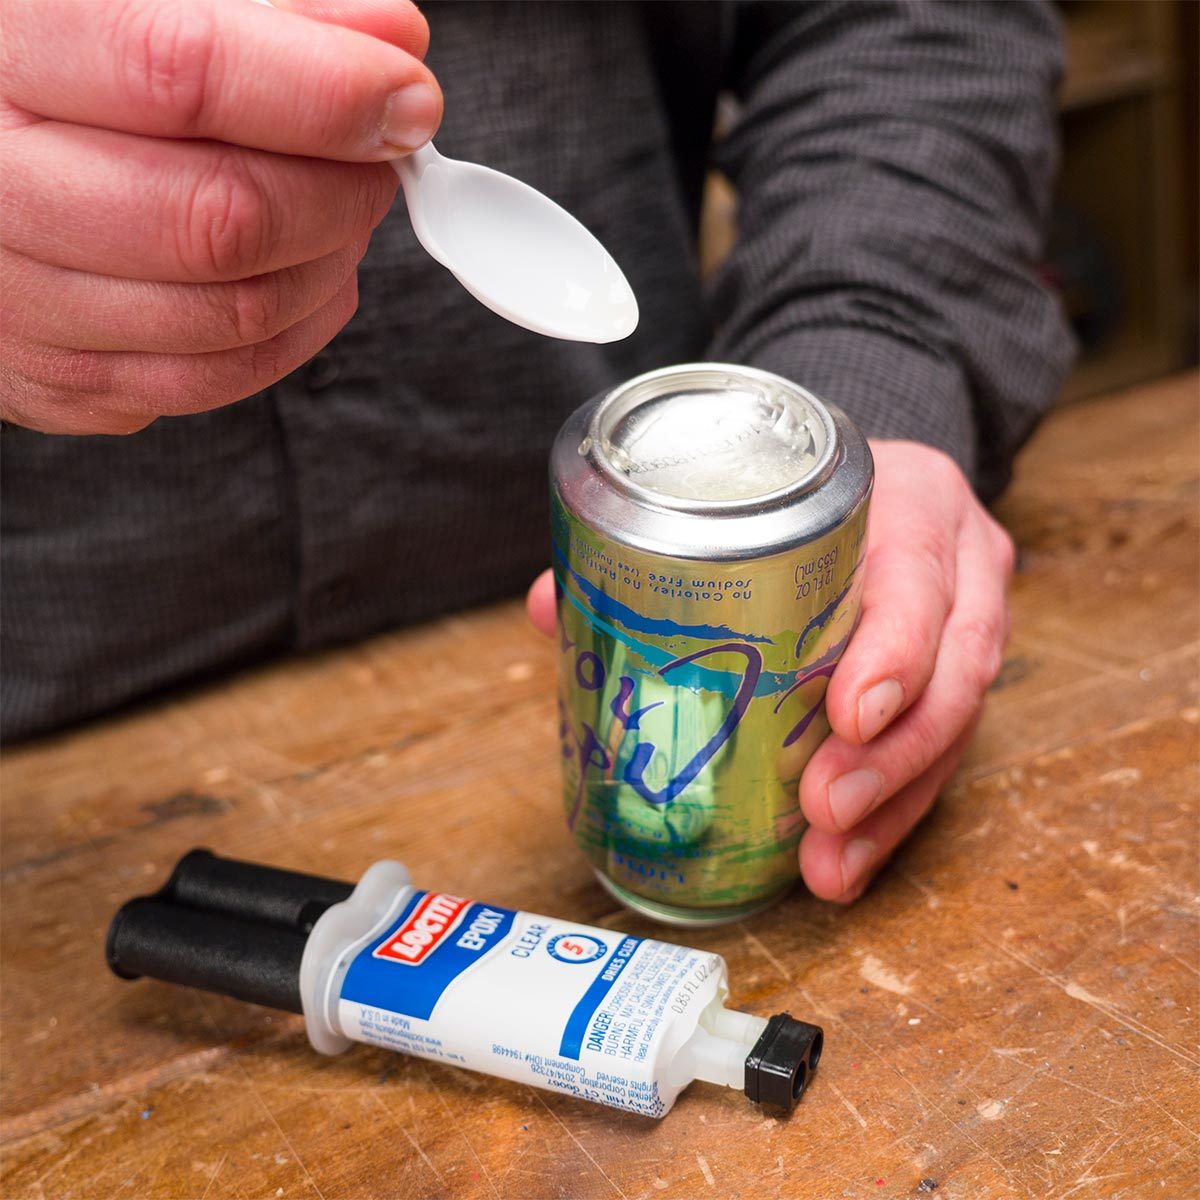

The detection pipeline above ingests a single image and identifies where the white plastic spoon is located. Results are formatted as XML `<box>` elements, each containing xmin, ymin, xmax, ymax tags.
<box><xmin>255</xmin><ymin>0</ymin><xmax>639</xmax><ymax>343</ymax></box>
<box><xmin>395</xmin><ymin>143</ymin><xmax>638</xmax><ymax>343</ymax></box>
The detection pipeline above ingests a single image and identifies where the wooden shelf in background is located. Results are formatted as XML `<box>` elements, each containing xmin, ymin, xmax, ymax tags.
<box><xmin>1056</xmin><ymin>0</ymin><xmax>1189</xmax><ymax>401</ymax></box>
<box><xmin>1060</xmin><ymin>1</ymin><xmax>1173</xmax><ymax>112</ymax></box>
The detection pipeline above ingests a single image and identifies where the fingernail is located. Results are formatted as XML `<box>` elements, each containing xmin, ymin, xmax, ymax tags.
<box><xmin>827</xmin><ymin>768</ymin><xmax>884</xmax><ymax>830</ymax></box>
<box><xmin>383</xmin><ymin>83</ymin><xmax>440</xmax><ymax>150</ymax></box>
<box><xmin>857</xmin><ymin>678</ymin><xmax>904</xmax><ymax>742</ymax></box>
<box><xmin>840</xmin><ymin>838</ymin><xmax>877</xmax><ymax>894</ymax></box>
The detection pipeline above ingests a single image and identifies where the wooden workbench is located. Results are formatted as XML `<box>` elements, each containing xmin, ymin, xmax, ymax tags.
<box><xmin>2</xmin><ymin>373</ymin><xmax>1197</xmax><ymax>1200</ymax></box>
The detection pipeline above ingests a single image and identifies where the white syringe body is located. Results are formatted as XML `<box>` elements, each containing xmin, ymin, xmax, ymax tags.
<box><xmin>298</xmin><ymin>861</ymin><xmax>768</xmax><ymax>1118</ymax></box>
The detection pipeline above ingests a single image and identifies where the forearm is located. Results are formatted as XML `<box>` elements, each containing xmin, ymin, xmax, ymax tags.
<box><xmin>708</xmin><ymin>0</ymin><xmax>1075</xmax><ymax>500</ymax></box>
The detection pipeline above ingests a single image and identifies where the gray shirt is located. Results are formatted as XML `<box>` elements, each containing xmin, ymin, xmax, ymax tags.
<box><xmin>0</xmin><ymin>1</ymin><xmax>1074</xmax><ymax>740</ymax></box>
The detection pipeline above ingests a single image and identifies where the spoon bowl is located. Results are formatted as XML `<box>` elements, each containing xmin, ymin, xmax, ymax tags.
<box><xmin>396</xmin><ymin>145</ymin><xmax>639</xmax><ymax>343</ymax></box>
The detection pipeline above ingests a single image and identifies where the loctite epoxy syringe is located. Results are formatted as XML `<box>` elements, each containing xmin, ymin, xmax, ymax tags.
<box><xmin>107</xmin><ymin>851</ymin><xmax>823</xmax><ymax>1118</ymax></box>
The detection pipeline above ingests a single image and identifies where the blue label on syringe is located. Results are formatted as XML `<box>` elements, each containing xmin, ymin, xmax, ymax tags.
<box><xmin>336</xmin><ymin>892</ymin><xmax>720</xmax><ymax>1116</ymax></box>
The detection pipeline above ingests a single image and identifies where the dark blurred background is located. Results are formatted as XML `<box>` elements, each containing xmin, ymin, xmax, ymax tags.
<box><xmin>701</xmin><ymin>0</ymin><xmax>1200</xmax><ymax>402</ymax></box>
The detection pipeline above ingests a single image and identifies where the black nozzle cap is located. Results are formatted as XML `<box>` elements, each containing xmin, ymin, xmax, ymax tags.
<box><xmin>106</xmin><ymin>897</ymin><xmax>307</xmax><ymax>1014</ymax></box>
<box><xmin>744</xmin><ymin>1014</ymin><xmax>824</xmax><ymax>1110</ymax></box>
<box><xmin>163</xmin><ymin>849</ymin><xmax>353</xmax><ymax>935</ymax></box>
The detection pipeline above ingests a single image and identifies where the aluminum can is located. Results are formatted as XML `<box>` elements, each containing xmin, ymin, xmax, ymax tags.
<box><xmin>550</xmin><ymin>364</ymin><xmax>873</xmax><ymax>926</ymax></box>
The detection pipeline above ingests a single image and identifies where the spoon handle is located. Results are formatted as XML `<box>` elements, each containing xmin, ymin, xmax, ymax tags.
<box><xmin>390</xmin><ymin>142</ymin><xmax>438</xmax><ymax>183</ymax></box>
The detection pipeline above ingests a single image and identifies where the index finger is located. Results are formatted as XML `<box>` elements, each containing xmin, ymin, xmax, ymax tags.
<box><xmin>1</xmin><ymin>0</ymin><xmax>442</xmax><ymax>161</ymax></box>
<box><xmin>824</xmin><ymin>507</ymin><xmax>955</xmax><ymax>745</ymax></box>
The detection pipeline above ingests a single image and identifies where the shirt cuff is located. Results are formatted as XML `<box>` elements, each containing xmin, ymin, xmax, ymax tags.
<box><xmin>726</xmin><ymin>328</ymin><xmax>979</xmax><ymax>487</ymax></box>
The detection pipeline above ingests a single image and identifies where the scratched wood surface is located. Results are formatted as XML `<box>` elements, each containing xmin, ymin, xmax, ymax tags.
<box><xmin>1</xmin><ymin>373</ymin><xmax>1197</xmax><ymax>1200</ymax></box>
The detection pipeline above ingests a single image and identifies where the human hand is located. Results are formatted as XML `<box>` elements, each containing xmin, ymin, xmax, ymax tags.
<box><xmin>526</xmin><ymin>439</ymin><xmax>1014</xmax><ymax>904</ymax></box>
<box><xmin>0</xmin><ymin>0</ymin><xmax>440</xmax><ymax>434</ymax></box>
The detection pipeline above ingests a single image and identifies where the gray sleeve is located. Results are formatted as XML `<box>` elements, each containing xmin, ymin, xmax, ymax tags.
<box><xmin>707</xmin><ymin>0</ymin><xmax>1076</xmax><ymax>500</ymax></box>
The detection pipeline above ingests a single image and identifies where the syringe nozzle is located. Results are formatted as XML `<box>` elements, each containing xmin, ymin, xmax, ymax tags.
<box><xmin>743</xmin><ymin>1014</ymin><xmax>824</xmax><ymax>1110</ymax></box>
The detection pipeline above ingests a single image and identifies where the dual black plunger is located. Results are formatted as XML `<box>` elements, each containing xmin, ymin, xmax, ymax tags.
<box><xmin>106</xmin><ymin>849</ymin><xmax>352</xmax><ymax>1014</ymax></box>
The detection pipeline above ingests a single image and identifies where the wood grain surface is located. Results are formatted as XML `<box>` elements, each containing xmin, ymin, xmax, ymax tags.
<box><xmin>2</xmin><ymin>373</ymin><xmax>1197</xmax><ymax>1200</ymax></box>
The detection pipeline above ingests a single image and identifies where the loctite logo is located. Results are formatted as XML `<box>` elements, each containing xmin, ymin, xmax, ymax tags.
<box><xmin>374</xmin><ymin>893</ymin><xmax>470</xmax><ymax>965</ymax></box>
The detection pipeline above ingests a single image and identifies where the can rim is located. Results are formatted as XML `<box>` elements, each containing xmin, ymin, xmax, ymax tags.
<box><xmin>582</xmin><ymin>363</ymin><xmax>840</xmax><ymax>513</ymax></box>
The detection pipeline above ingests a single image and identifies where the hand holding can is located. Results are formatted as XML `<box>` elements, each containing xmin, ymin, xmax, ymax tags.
<box><xmin>531</xmin><ymin>427</ymin><xmax>1015</xmax><ymax>908</ymax></box>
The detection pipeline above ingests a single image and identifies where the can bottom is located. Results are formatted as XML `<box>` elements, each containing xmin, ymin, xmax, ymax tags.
<box><xmin>593</xmin><ymin>871</ymin><xmax>794</xmax><ymax>929</ymax></box>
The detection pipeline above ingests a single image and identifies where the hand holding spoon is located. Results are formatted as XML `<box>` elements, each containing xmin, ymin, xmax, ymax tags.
<box><xmin>257</xmin><ymin>0</ymin><xmax>638</xmax><ymax>343</ymax></box>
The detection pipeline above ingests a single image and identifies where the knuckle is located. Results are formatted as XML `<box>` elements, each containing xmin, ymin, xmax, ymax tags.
<box><xmin>799</xmin><ymin>765</ymin><xmax>840</xmax><ymax>831</ymax></box>
<box><xmin>896</xmin><ymin>707</ymin><xmax>944</xmax><ymax>781</ymax></box>
<box><xmin>222</xmin><ymin>273</ymin><xmax>288</xmax><ymax>347</ymax></box>
<box><xmin>893</xmin><ymin>631</ymin><xmax>932</xmax><ymax>691</ymax></box>
<box><xmin>955</xmin><ymin>616</ymin><xmax>1005</xmax><ymax>694</ymax></box>
<box><xmin>281</xmin><ymin>280</ymin><xmax>355</xmax><ymax>374</ymax></box>
<box><xmin>992</xmin><ymin>526</ymin><xmax>1017</xmax><ymax>575</ymax></box>
<box><xmin>868</xmin><ymin>610</ymin><xmax>927</xmax><ymax>684</ymax></box>
<box><xmin>243</xmin><ymin>331</ymin><xmax>287</xmax><ymax>388</ymax></box>
<box><xmin>179</xmin><ymin>152</ymin><xmax>273</xmax><ymax>279</ymax></box>
<box><xmin>903</xmin><ymin>550</ymin><xmax>958</xmax><ymax>626</ymax></box>
<box><xmin>908</xmin><ymin>517</ymin><xmax>957</xmax><ymax>580</ymax></box>
<box><xmin>927</xmin><ymin>445</ymin><xmax>964</xmax><ymax>487</ymax></box>
<box><xmin>867</xmin><ymin>521</ymin><xmax>952</xmax><ymax>601</ymax></box>
<box><xmin>111</xmin><ymin>0</ymin><xmax>217</xmax><ymax>132</ymax></box>
<box><xmin>27</xmin><ymin>344</ymin><xmax>115</xmax><ymax>398</ymax></box>
<box><xmin>314</xmin><ymin>272</ymin><xmax>359</xmax><ymax>342</ymax></box>
<box><xmin>343</xmin><ymin>164</ymin><xmax>397</xmax><ymax>239</ymax></box>
<box><xmin>904</xmin><ymin>441</ymin><xmax>966</xmax><ymax>490</ymax></box>
<box><xmin>148</xmin><ymin>353</ymin><xmax>239</xmax><ymax>416</ymax></box>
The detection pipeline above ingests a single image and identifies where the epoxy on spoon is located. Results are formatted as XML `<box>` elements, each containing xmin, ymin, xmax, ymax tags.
<box><xmin>255</xmin><ymin>0</ymin><xmax>638</xmax><ymax>343</ymax></box>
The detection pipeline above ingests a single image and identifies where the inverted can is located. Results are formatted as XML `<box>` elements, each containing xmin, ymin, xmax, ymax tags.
<box><xmin>551</xmin><ymin>363</ymin><xmax>873</xmax><ymax>926</ymax></box>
